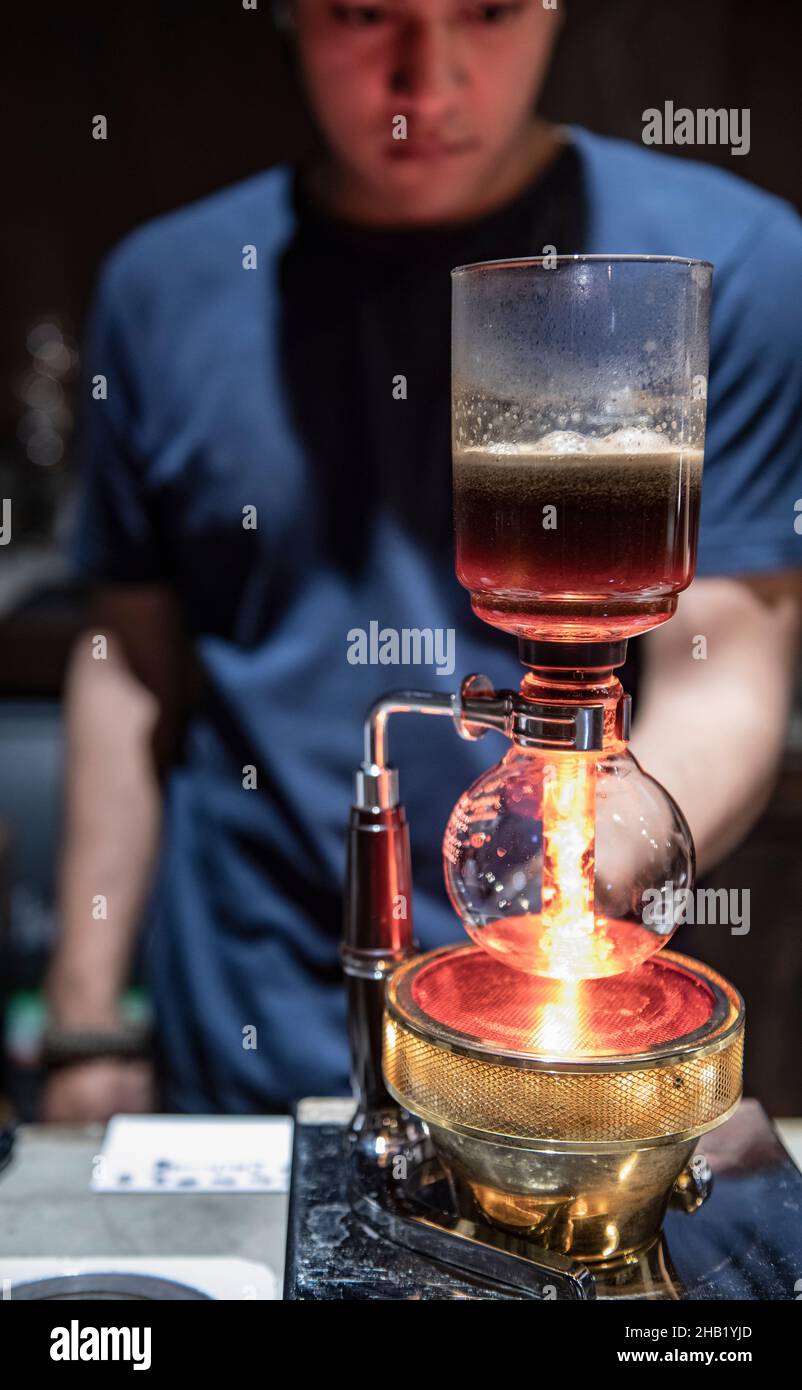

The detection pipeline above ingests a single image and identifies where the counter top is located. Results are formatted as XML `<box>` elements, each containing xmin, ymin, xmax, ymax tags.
<box><xmin>1</xmin><ymin>1117</ymin><xmax>800</xmax><ymax>1299</ymax></box>
<box><xmin>0</xmin><ymin>1124</ymin><xmax>288</xmax><ymax>1297</ymax></box>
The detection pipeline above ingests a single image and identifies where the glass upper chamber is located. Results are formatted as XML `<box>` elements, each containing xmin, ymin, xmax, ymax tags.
<box><xmin>452</xmin><ymin>257</ymin><xmax>712</xmax><ymax>643</ymax></box>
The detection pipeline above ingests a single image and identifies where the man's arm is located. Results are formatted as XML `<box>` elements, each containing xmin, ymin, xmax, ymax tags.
<box><xmin>42</xmin><ymin>584</ymin><xmax>193</xmax><ymax>1120</ymax></box>
<box><xmin>630</xmin><ymin>572</ymin><xmax>802</xmax><ymax>876</ymax></box>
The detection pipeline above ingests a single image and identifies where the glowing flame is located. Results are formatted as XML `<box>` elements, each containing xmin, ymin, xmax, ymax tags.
<box><xmin>540</xmin><ymin>754</ymin><xmax>600</xmax><ymax>980</ymax></box>
<box><xmin>537</xmin><ymin>978</ymin><xmax>581</xmax><ymax>1053</ymax></box>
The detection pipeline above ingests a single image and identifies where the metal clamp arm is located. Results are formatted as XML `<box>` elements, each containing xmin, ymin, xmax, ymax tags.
<box><xmin>354</xmin><ymin>675</ymin><xmax>631</xmax><ymax>810</ymax></box>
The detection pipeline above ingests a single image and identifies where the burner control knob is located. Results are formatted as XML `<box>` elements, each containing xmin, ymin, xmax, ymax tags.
<box><xmin>670</xmin><ymin>1154</ymin><xmax>714</xmax><ymax>1213</ymax></box>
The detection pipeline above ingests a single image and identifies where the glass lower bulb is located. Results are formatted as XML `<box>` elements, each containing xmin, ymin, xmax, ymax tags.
<box><xmin>443</xmin><ymin>744</ymin><xmax>694</xmax><ymax>979</ymax></box>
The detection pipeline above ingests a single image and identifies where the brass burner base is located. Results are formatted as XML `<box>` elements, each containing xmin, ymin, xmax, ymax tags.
<box><xmin>384</xmin><ymin>946</ymin><xmax>744</xmax><ymax>1261</ymax></box>
<box><xmin>431</xmin><ymin>1125</ymin><xmax>703</xmax><ymax>1261</ymax></box>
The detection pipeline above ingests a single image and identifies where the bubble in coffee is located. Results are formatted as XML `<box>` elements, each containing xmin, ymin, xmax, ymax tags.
<box><xmin>453</xmin><ymin>429</ymin><xmax>704</xmax><ymax>641</ymax></box>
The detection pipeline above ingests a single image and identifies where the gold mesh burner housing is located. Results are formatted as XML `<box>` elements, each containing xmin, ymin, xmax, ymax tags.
<box><xmin>383</xmin><ymin>946</ymin><xmax>744</xmax><ymax>1259</ymax></box>
<box><xmin>384</xmin><ymin>947</ymin><xmax>744</xmax><ymax>1150</ymax></box>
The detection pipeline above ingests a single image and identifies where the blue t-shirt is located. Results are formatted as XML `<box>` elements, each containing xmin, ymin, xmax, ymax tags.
<box><xmin>71</xmin><ymin>127</ymin><xmax>802</xmax><ymax>1111</ymax></box>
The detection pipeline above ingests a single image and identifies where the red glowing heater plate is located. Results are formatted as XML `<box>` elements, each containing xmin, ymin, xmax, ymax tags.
<box><xmin>410</xmin><ymin>949</ymin><xmax>717</xmax><ymax>1059</ymax></box>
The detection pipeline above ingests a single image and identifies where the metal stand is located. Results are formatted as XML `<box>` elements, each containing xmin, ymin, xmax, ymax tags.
<box><xmin>347</xmin><ymin>1124</ymin><xmax>596</xmax><ymax>1300</ymax></box>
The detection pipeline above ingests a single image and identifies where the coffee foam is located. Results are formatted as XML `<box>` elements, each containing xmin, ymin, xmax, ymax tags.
<box><xmin>453</xmin><ymin>439</ymin><xmax>704</xmax><ymax>504</ymax></box>
<box><xmin>457</xmin><ymin>427</ymin><xmax>700</xmax><ymax>458</ymax></box>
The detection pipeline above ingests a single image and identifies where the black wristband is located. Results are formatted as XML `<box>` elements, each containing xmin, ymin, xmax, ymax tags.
<box><xmin>41</xmin><ymin>1024</ymin><xmax>152</xmax><ymax>1072</ymax></box>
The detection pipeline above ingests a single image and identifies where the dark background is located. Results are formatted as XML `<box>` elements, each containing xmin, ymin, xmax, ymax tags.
<box><xmin>3</xmin><ymin>0</ymin><xmax>802</xmax><ymax>440</ymax></box>
<box><xmin>1</xmin><ymin>0</ymin><xmax>801</xmax><ymax>1115</ymax></box>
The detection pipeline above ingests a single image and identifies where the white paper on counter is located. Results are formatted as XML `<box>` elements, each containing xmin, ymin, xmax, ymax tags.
<box><xmin>91</xmin><ymin>1114</ymin><xmax>293</xmax><ymax>1193</ymax></box>
<box><xmin>0</xmin><ymin>1257</ymin><xmax>279</xmax><ymax>1300</ymax></box>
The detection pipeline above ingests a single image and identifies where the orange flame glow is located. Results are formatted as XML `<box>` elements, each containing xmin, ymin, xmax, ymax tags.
<box><xmin>540</xmin><ymin>754</ymin><xmax>601</xmax><ymax>981</ymax></box>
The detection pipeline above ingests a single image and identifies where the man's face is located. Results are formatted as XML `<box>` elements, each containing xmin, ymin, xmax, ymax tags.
<box><xmin>292</xmin><ymin>1</ymin><xmax>561</xmax><ymax>222</ymax></box>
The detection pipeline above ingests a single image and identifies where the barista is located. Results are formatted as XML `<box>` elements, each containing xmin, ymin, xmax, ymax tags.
<box><xmin>44</xmin><ymin>1</ymin><xmax>802</xmax><ymax>1118</ymax></box>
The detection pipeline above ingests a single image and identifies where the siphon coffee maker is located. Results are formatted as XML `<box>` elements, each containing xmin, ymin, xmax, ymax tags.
<box><xmin>286</xmin><ymin>258</ymin><xmax>801</xmax><ymax>1301</ymax></box>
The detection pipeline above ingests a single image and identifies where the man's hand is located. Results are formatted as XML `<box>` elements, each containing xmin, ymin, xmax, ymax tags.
<box><xmin>39</xmin><ymin>1058</ymin><xmax>156</xmax><ymax>1124</ymax></box>
<box><xmin>631</xmin><ymin>570</ymin><xmax>802</xmax><ymax>875</ymax></box>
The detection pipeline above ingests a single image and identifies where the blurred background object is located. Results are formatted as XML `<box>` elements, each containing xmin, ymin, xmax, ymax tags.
<box><xmin>1</xmin><ymin>0</ymin><xmax>800</xmax><ymax>1116</ymax></box>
